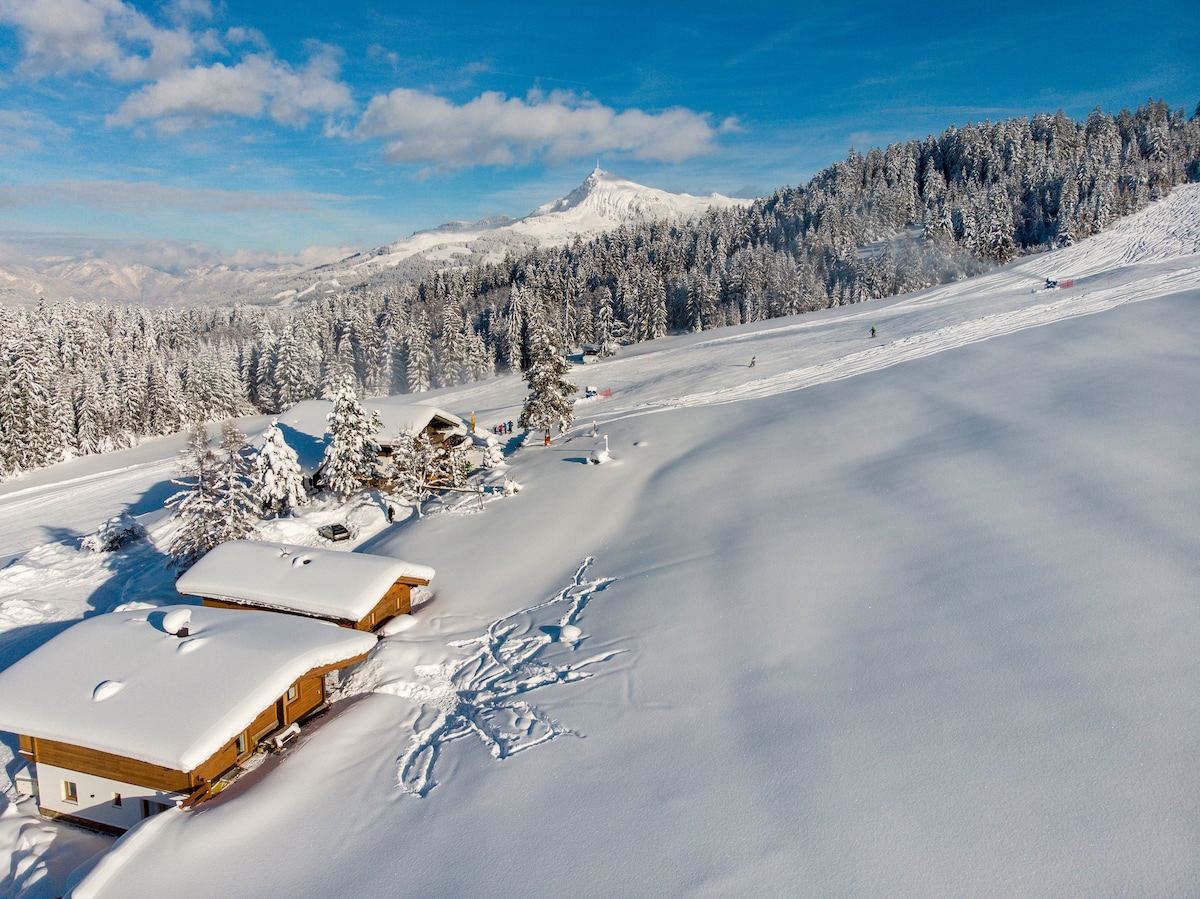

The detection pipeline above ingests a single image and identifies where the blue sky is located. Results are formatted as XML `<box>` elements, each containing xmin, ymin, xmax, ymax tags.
<box><xmin>0</xmin><ymin>0</ymin><xmax>1196</xmax><ymax>270</ymax></box>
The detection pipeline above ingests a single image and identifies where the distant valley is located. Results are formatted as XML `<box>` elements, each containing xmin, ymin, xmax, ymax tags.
<box><xmin>0</xmin><ymin>170</ymin><xmax>750</xmax><ymax>309</ymax></box>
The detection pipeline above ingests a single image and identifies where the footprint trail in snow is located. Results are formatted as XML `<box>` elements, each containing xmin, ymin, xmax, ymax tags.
<box><xmin>364</xmin><ymin>558</ymin><xmax>622</xmax><ymax>796</ymax></box>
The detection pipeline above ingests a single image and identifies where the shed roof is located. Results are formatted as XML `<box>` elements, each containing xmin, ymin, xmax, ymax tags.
<box><xmin>175</xmin><ymin>540</ymin><xmax>434</xmax><ymax>621</ymax></box>
<box><xmin>0</xmin><ymin>605</ymin><xmax>376</xmax><ymax>772</ymax></box>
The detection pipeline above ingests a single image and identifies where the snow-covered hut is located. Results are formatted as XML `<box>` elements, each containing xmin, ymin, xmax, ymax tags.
<box><xmin>175</xmin><ymin>540</ymin><xmax>435</xmax><ymax>631</ymax></box>
<box><xmin>272</xmin><ymin>397</ymin><xmax>466</xmax><ymax>481</ymax></box>
<box><xmin>0</xmin><ymin>605</ymin><xmax>375</xmax><ymax>834</ymax></box>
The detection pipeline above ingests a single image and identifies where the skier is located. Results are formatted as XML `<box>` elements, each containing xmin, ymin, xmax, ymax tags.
<box><xmin>386</xmin><ymin>505</ymin><xmax>395</xmax><ymax>523</ymax></box>
<box><xmin>871</xmin><ymin>327</ymin><xmax>876</xmax><ymax>338</ymax></box>
<box><xmin>749</xmin><ymin>356</ymin><xmax>756</xmax><ymax>368</ymax></box>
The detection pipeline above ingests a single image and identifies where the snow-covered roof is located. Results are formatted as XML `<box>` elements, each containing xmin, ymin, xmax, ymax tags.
<box><xmin>270</xmin><ymin>398</ymin><xmax>465</xmax><ymax>475</ymax></box>
<box><xmin>0</xmin><ymin>605</ymin><xmax>376</xmax><ymax>772</ymax></box>
<box><xmin>175</xmin><ymin>540</ymin><xmax>435</xmax><ymax>621</ymax></box>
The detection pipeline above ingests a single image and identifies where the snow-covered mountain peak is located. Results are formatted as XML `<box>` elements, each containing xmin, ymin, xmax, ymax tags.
<box><xmin>533</xmin><ymin>167</ymin><xmax>636</xmax><ymax>215</ymax></box>
<box><xmin>524</xmin><ymin>168</ymin><xmax>748</xmax><ymax>235</ymax></box>
<box><xmin>305</xmin><ymin>169</ymin><xmax>753</xmax><ymax>290</ymax></box>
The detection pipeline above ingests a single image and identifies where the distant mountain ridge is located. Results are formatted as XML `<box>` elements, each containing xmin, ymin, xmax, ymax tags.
<box><xmin>283</xmin><ymin>168</ymin><xmax>750</xmax><ymax>300</ymax></box>
<box><xmin>0</xmin><ymin>170</ymin><xmax>751</xmax><ymax>308</ymax></box>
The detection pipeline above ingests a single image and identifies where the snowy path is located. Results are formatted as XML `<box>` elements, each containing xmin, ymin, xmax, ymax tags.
<box><xmin>0</xmin><ymin>458</ymin><xmax>176</xmax><ymax>565</ymax></box>
<box><xmin>625</xmin><ymin>262</ymin><xmax>1200</xmax><ymax>412</ymax></box>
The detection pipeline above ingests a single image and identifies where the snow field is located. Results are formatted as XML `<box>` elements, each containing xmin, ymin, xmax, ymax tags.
<box><xmin>0</xmin><ymin>186</ymin><xmax>1198</xmax><ymax>896</ymax></box>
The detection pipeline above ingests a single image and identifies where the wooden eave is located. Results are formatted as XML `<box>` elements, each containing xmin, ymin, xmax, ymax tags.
<box><xmin>199</xmin><ymin>571</ymin><xmax>424</xmax><ymax>628</ymax></box>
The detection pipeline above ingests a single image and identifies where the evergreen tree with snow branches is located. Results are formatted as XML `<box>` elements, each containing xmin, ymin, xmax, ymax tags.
<box><xmin>320</xmin><ymin>379</ymin><xmax>381</xmax><ymax>497</ymax></box>
<box><xmin>167</xmin><ymin>426</ymin><xmax>223</xmax><ymax>571</ymax></box>
<box><xmin>518</xmin><ymin>324</ymin><xmax>577</xmax><ymax>440</ymax></box>
<box><xmin>252</xmin><ymin>419</ymin><xmax>308</xmax><ymax>516</ymax></box>
<box><xmin>167</xmin><ymin>423</ymin><xmax>261</xmax><ymax>571</ymax></box>
<box><xmin>211</xmin><ymin>421</ymin><xmax>261</xmax><ymax>544</ymax></box>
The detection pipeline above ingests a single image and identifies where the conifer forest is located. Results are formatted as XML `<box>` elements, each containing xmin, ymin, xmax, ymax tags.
<box><xmin>3</xmin><ymin>100</ymin><xmax>1199</xmax><ymax>480</ymax></box>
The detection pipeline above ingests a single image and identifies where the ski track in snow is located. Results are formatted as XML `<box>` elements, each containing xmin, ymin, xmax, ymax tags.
<box><xmin>343</xmin><ymin>558</ymin><xmax>621</xmax><ymax>797</ymax></box>
<box><xmin>611</xmin><ymin>259</ymin><xmax>1199</xmax><ymax>417</ymax></box>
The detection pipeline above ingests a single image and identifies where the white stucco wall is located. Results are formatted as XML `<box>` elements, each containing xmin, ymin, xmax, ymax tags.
<box><xmin>35</xmin><ymin>762</ymin><xmax>183</xmax><ymax>832</ymax></box>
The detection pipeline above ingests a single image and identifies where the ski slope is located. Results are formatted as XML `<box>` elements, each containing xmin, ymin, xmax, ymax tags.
<box><xmin>1</xmin><ymin>185</ymin><xmax>1199</xmax><ymax>899</ymax></box>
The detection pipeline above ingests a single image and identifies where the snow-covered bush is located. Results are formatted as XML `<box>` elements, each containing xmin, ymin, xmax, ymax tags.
<box><xmin>80</xmin><ymin>512</ymin><xmax>146</xmax><ymax>553</ymax></box>
<box><xmin>476</xmin><ymin>434</ymin><xmax>504</xmax><ymax>469</ymax></box>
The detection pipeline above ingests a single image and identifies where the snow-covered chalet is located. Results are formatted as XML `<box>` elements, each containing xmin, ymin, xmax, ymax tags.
<box><xmin>272</xmin><ymin>397</ymin><xmax>466</xmax><ymax>485</ymax></box>
<box><xmin>0</xmin><ymin>605</ymin><xmax>375</xmax><ymax>834</ymax></box>
<box><xmin>175</xmin><ymin>540</ymin><xmax>435</xmax><ymax>631</ymax></box>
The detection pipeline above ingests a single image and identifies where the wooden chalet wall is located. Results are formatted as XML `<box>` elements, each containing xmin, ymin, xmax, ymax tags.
<box><xmin>24</xmin><ymin>737</ymin><xmax>194</xmax><ymax>793</ymax></box>
<box><xmin>354</xmin><ymin>580</ymin><xmax>415</xmax><ymax>631</ymax></box>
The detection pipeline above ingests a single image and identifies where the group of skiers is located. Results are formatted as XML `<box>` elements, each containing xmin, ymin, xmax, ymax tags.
<box><xmin>493</xmin><ymin>420</ymin><xmax>515</xmax><ymax>435</ymax></box>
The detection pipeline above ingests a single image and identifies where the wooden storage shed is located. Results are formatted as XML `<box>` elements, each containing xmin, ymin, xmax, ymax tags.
<box><xmin>175</xmin><ymin>540</ymin><xmax>435</xmax><ymax>631</ymax></box>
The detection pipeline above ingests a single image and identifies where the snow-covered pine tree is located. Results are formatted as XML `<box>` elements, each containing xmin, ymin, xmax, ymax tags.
<box><xmin>518</xmin><ymin>324</ymin><xmax>577</xmax><ymax>440</ymax></box>
<box><xmin>252</xmin><ymin>419</ymin><xmax>308</xmax><ymax>516</ymax></box>
<box><xmin>0</xmin><ymin>329</ymin><xmax>64</xmax><ymax>474</ymax></box>
<box><xmin>643</xmin><ymin>271</ymin><xmax>668</xmax><ymax>339</ymax></box>
<box><xmin>595</xmin><ymin>286</ymin><xmax>618</xmax><ymax>356</ymax></box>
<box><xmin>320</xmin><ymin>378</ymin><xmax>381</xmax><ymax>497</ymax></box>
<box><xmin>460</xmin><ymin>319</ymin><xmax>491</xmax><ymax>382</ymax></box>
<box><xmin>275</xmin><ymin>322</ymin><xmax>320</xmax><ymax>408</ymax></box>
<box><xmin>322</xmin><ymin>333</ymin><xmax>358</xmax><ymax>399</ymax></box>
<box><xmin>405</xmin><ymin>316</ymin><xmax>433</xmax><ymax>394</ymax></box>
<box><xmin>504</xmin><ymin>284</ymin><xmax>529</xmax><ymax>371</ymax></box>
<box><xmin>211</xmin><ymin>421</ymin><xmax>260</xmax><ymax>543</ymax></box>
<box><xmin>167</xmin><ymin>426</ymin><xmax>222</xmax><ymax>571</ymax></box>
<box><xmin>437</xmin><ymin>303</ymin><xmax>468</xmax><ymax>388</ymax></box>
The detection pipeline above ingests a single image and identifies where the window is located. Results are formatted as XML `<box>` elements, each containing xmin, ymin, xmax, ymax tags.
<box><xmin>235</xmin><ymin>731</ymin><xmax>248</xmax><ymax>755</ymax></box>
<box><xmin>287</xmin><ymin>684</ymin><xmax>298</xmax><ymax>702</ymax></box>
<box><xmin>62</xmin><ymin>781</ymin><xmax>78</xmax><ymax>803</ymax></box>
<box><xmin>111</xmin><ymin>793</ymin><xmax>122</xmax><ymax>807</ymax></box>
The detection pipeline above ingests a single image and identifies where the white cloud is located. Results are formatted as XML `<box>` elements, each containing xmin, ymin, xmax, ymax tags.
<box><xmin>107</xmin><ymin>52</ymin><xmax>353</xmax><ymax>129</ymax></box>
<box><xmin>0</xmin><ymin>178</ymin><xmax>345</xmax><ymax>214</ymax></box>
<box><xmin>354</xmin><ymin>87</ymin><xmax>724</xmax><ymax>168</ymax></box>
<box><xmin>0</xmin><ymin>107</ymin><xmax>71</xmax><ymax>154</ymax></box>
<box><xmin>0</xmin><ymin>0</ymin><xmax>353</xmax><ymax>130</ymax></box>
<box><xmin>163</xmin><ymin>0</ymin><xmax>211</xmax><ymax>26</ymax></box>
<box><xmin>225</xmin><ymin>26</ymin><xmax>268</xmax><ymax>49</ymax></box>
<box><xmin>0</xmin><ymin>0</ymin><xmax>196</xmax><ymax>81</ymax></box>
